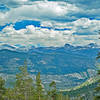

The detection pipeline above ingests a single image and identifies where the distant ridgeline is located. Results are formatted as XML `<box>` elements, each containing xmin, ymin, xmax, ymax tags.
<box><xmin>0</xmin><ymin>43</ymin><xmax>99</xmax><ymax>89</ymax></box>
<box><xmin>60</xmin><ymin>75</ymin><xmax>99</xmax><ymax>97</ymax></box>
<box><xmin>56</xmin><ymin>75</ymin><xmax>100</xmax><ymax>100</ymax></box>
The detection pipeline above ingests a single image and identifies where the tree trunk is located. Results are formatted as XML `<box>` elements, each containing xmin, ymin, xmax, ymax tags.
<box><xmin>39</xmin><ymin>95</ymin><xmax>41</xmax><ymax>100</ymax></box>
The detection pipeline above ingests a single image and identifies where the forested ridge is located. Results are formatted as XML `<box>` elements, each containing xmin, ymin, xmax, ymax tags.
<box><xmin>0</xmin><ymin>61</ymin><xmax>99</xmax><ymax>100</ymax></box>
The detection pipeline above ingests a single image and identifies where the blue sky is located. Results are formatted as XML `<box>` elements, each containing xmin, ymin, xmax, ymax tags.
<box><xmin>0</xmin><ymin>0</ymin><xmax>100</xmax><ymax>47</ymax></box>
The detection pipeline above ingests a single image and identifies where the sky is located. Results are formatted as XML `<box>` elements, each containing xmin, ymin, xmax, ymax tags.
<box><xmin>0</xmin><ymin>0</ymin><xmax>100</xmax><ymax>47</ymax></box>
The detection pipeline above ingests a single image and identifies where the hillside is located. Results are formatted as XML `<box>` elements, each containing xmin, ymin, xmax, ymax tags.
<box><xmin>60</xmin><ymin>75</ymin><xmax>100</xmax><ymax>97</ymax></box>
<box><xmin>0</xmin><ymin>43</ymin><xmax>99</xmax><ymax>89</ymax></box>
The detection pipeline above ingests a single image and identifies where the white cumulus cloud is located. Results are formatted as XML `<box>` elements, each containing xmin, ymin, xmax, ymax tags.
<box><xmin>0</xmin><ymin>25</ymin><xmax>74</xmax><ymax>46</ymax></box>
<box><xmin>0</xmin><ymin>1</ymin><xmax>80</xmax><ymax>25</ymax></box>
<box><xmin>0</xmin><ymin>18</ymin><xmax>100</xmax><ymax>46</ymax></box>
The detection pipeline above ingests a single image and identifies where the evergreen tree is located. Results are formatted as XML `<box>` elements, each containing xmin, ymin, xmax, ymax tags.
<box><xmin>94</xmin><ymin>70</ymin><xmax>100</xmax><ymax>100</ymax></box>
<box><xmin>94</xmin><ymin>30</ymin><xmax>100</xmax><ymax>100</ymax></box>
<box><xmin>0</xmin><ymin>77</ymin><xmax>5</xmax><ymax>100</ymax></box>
<box><xmin>48</xmin><ymin>81</ymin><xmax>57</xmax><ymax>100</ymax></box>
<box><xmin>4</xmin><ymin>88</ymin><xmax>17</xmax><ymax>100</ymax></box>
<box><xmin>35</xmin><ymin>72</ymin><xmax>44</xmax><ymax>100</ymax></box>
<box><xmin>65</xmin><ymin>95</ymin><xmax>70</xmax><ymax>100</ymax></box>
<box><xmin>14</xmin><ymin>62</ymin><xmax>35</xmax><ymax>100</ymax></box>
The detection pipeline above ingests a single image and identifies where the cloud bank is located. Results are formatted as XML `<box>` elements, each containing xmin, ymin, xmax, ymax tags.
<box><xmin>0</xmin><ymin>0</ymin><xmax>100</xmax><ymax>46</ymax></box>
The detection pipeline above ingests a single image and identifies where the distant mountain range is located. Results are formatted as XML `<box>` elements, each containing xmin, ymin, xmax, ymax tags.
<box><xmin>0</xmin><ymin>43</ymin><xmax>99</xmax><ymax>89</ymax></box>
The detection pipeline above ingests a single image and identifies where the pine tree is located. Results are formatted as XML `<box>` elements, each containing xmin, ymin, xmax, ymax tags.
<box><xmin>94</xmin><ymin>70</ymin><xmax>100</xmax><ymax>100</ymax></box>
<box><xmin>4</xmin><ymin>88</ymin><xmax>17</xmax><ymax>100</ymax></box>
<box><xmin>94</xmin><ymin>30</ymin><xmax>100</xmax><ymax>100</ymax></box>
<box><xmin>0</xmin><ymin>77</ymin><xmax>6</xmax><ymax>100</ymax></box>
<box><xmin>35</xmin><ymin>72</ymin><xmax>44</xmax><ymax>100</ymax></box>
<box><xmin>65</xmin><ymin>95</ymin><xmax>70</xmax><ymax>100</ymax></box>
<box><xmin>48</xmin><ymin>81</ymin><xmax>57</xmax><ymax>100</ymax></box>
<box><xmin>14</xmin><ymin>62</ymin><xmax>35</xmax><ymax>100</ymax></box>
